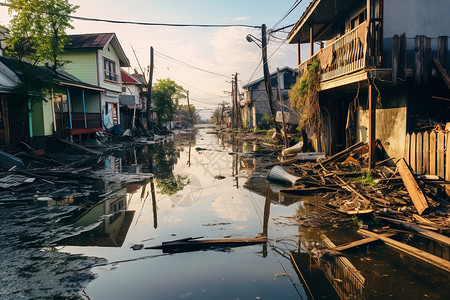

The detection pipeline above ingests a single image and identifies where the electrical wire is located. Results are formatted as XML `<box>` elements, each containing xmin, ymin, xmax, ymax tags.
<box><xmin>154</xmin><ymin>50</ymin><xmax>229</xmax><ymax>78</ymax></box>
<box><xmin>269</xmin><ymin>0</ymin><xmax>303</xmax><ymax>33</ymax></box>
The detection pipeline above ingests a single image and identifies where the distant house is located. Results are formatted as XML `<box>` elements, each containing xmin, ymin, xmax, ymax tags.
<box><xmin>0</xmin><ymin>56</ymin><xmax>103</xmax><ymax>145</ymax></box>
<box><xmin>120</xmin><ymin>69</ymin><xmax>148</xmax><ymax>131</ymax></box>
<box><xmin>242</xmin><ymin>66</ymin><xmax>298</xmax><ymax>129</ymax></box>
<box><xmin>288</xmin><ymin>0</ymin><xmax>450</xmax><ymax>172</ymax></box>
<box><xmin>60</xmin><ymin>33</ymin><xmax>131</xmax><ymax>132</ymax></box>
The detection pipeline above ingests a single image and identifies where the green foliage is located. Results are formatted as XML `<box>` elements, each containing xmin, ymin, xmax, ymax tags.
<box><xmin>5</xmin><ymin>0</ymin><xmax>78</xmax><ymax>71</ymax></box>
<box><xmin>157</xmin><ymin>174</ymin><xmax>190</xmax><ymax>196</ymax></box>
<box><xmin>179</xmin><ymin>104</ymin><xmax>196</xmax><ymax>124</ymax></box>
<box><xmin>244</xmin><ymin>119</ymin><xmax>250</xmax><ymax>127</ymax></box>
<box><xmin>354</xmin><ymin>169</ymin><xmax>377</xmax><ymax>186</ymax></box>
<box><xmin>288</xmin><ymin>59</ymin><xmax>323</xmax><ymax>140</ymax></box>
<box><xmin>153</xmin><ymin>78</ymin><xmax>186</xmax><ymax>126</ymax></box>
<box><xmin>257</xmin><ymin>113</ymin><xmax>273</xmax><ymax>130</ymax></box>
<box><xmin>253</xmin><ymin>127</ymin><xmax>267</xmax><ymax>135</ymax></box>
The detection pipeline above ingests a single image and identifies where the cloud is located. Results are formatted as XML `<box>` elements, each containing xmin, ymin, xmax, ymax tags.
<box><xmin>232</xmin><ymin>16</ymin><xmax>250</xmax><ymax>21</ymax></box>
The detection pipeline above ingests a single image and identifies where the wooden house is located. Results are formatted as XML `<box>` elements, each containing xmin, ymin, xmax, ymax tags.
<box><xmin>60</xmin><ymin>33</ymin><xmax>130</xmax><ymax>132</ymax></box>
<box><xmin>120</xmin><ymin>69</ymin><xmax>147</xmax><ymax>131</ymax></box>
<box><xmin>242</xmin><ymin>66</ymin><xmax>298</xmax><ymax>129</ymax></box>
<box><xmin>288</xmin><ymin>0</ymin><xmax>450</xmax><ymax>173</ymax></box>
<box><xmin>0</xmin><ymin>56</ymin><xmax>103</xmax><ymax>145</ymax></box>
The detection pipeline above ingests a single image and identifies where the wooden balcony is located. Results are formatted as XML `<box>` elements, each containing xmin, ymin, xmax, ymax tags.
<box><xmin>299</xmin><ymin>21</ymin><xmax>369</xmax><ymax>88</ymax></box>
<box><xmin>56</xmin><ymin>112</ymin><xmax>102</xmax><ymax>135</ymax></box>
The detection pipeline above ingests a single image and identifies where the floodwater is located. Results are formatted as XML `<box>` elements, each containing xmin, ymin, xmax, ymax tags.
<box><xmin>0</xmin><ymin>125</ymin><xmax>449</xmax><ymax>299</ymax></box>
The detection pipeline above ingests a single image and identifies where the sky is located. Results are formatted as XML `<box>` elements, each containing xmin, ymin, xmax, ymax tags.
<box><xmin>0</xmin><ymin>0</ymin><xmax>313</xmax><ymax>119</ymax></box>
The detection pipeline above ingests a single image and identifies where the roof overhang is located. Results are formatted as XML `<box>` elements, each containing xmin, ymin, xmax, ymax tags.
<box><xmin>288</xmin><ymin>0</ymin><xmax>363</xmax><ymax>44</ymax></box>
<box><xmin>107</xmin><ymin>34</ymin><xmax>130</xmax><ymax>68</ymax></box>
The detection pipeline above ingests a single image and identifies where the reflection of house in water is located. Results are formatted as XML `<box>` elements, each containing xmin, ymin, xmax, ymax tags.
<box><xmin>62</xmin><ymin>189</ymin><xmax>134</xmax><ymax>247</ymax></box>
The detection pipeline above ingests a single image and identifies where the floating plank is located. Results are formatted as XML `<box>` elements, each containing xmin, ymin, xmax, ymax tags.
<box><xmin>321</xmin><ymin>234</ymin><xmax>365</xmax><ymax>285</ymax></box>
<box><xmin>397</xmin><ymin>158</ymin><xmax>429</xmax><ymax>215</ymax></box>
<box><xmin>358</xmin><ymin>229</ymin><xmax>450</xmax><ymax>272</ymax></box>
<box><xmin>430</xmin><ymin>131</ymin><xmax>437</xmax><ymax>175</ymax></box>
<box><xmin>437</xmin><ymin>132</ymin><xmax>445</xmax><ymax>179</ymax></box>
<box><xmin>332</xmin><ymin>233</ymin><xmax>396</xmax><ymax>252</ymax></box>
<box><xmin>145</xmin><ymin>236</ymin><xmax>267</xmax><ymax>253</ymax></box>
<box><xmin>378</xmin><ymin>217</ymin><xmax>450</xmax><ymax>247</ymax></box>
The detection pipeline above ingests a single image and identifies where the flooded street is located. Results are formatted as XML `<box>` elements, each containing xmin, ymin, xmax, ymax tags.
<box><xmin>1</xmin><ymin>126</ymin><xmax>449</xmax><ymax>299</ymax></box>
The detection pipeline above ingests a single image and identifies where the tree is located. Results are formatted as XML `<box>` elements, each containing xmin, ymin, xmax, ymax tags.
<box><xmin>153</xmin><ymin>78</ymin><xmax>185</xmax><ymax>126</ymax></box>
<box><xmin>5</xmin><ymin>0</ymin><xmax>78</xmax><ymax>72</ymax></box>
<box><xmin>179</xmin><ymin>104</ymin><xmax>196</xmax><ymax>125</ymax></box>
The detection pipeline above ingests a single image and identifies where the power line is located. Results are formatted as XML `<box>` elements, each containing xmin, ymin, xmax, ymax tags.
<box><xmin>269</xmin><ymin>0</ymin><xmax>303</xmax><ymax>33</ymax></box>
<box><xmin>154</xmin><ymin>50</ymin><xmax>229</xmax><ymax>78</ymax></box>
<box><xmin>69</xmin><ymin>15</ymin><xmax>262</xmax><ymax>29</ymax></box>
<box><xmin>0</xmin><ymin>3</ymin><xmax>262</xmax><ymax>28</ymax></box>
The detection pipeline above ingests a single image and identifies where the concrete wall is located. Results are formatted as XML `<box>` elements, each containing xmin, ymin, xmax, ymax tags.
<box><xmin>384</xmin><ymin>0</ymin><xmax>450</xmax><ymax>38</ymax></box>
<box><xmin>356</xmin><ymin>86</ymin><xmax>408</xmax><ymax>159</ymax></box>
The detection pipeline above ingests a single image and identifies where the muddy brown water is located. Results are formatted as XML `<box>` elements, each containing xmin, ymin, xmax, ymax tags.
<box><xmin>0</xmin><ymin>125</ymin><xmax>448</xmax><ymax>299</ymax></box>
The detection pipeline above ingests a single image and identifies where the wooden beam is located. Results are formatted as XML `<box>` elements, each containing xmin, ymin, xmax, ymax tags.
<box><xmin>433</xmin><ymin>58</ymin><xmax>450</xmax><ymax>90</ymax></box>
<box><xmin>358</xmin><ymin>229</ymin><xmax>450</xmax><ymax>272</ymax></box>
<box><xmin>310</xmin><ymin>25</ymin><xmax>314</xmax><ymax>57</ymax></box>
<box><xmin>397</xmin><ymin>158</ymin><xmax>429</xmax><ymax>215</ymax></box>
<box><xmin>332</xmin><ymin>233</ymin><xmax>396</xmax><ymax>252</ymax></box>
<box><xmin>377</xmin><ymin>217</ymin><xmax>450</xmax><ymax>247</ymax></box>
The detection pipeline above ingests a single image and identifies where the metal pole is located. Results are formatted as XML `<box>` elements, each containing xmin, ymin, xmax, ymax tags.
<box><xmin>82</xmin><ymin>88</ymin><xmax>87</xmax><ymax>128</ymax></box>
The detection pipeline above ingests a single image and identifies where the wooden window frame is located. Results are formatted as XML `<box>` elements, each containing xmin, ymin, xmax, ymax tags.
<box><xmin>104</xmin><ymin>58</ymin><xmax>118</xmax><ymax>82</ymax></box>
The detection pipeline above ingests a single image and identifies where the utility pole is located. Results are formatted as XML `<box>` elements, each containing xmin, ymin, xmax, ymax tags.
<box><xmin>277</xmin><ymin>68</ymin><xmax>289</xmax><ymax>149</ymax></box>
<box><xmin>186</xmin><ymin>90</ymin><xmax>194</xmax><ymax>124</ymax></box>
<box><xmin>231</xmin><ymin>79</ymin><xmax>235</xmax><ymax>128</ymax></box>
<box><xmin>261</xmin><ymin>24</ymin><xmax>277</xmax><ymax>129</ymax></box>
<box><xmin>234</xmin><ymin>72</ymin><xmax>241</xmax><ymax>129</ymax></box>
<box><xmin>146</xmin><ymin>46</ymin><xmax>154</xmax><ymax>133</ymax></box>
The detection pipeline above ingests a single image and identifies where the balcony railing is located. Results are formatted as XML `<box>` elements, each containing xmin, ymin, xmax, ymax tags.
<box><xmin>299</xmin><ymin>21</ymin><xmax>368</xmax><ymax>82</ymax></box>
<box><xmin>57</xmin><ymin>112</ymin><xmax>102</xmax><ymax>130</ymax></box>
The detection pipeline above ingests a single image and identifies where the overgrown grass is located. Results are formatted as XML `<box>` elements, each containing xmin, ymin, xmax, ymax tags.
<box><xmin>354</xmin><ymin>169</ymin><xmax>377</xmax><ymax>186</ymax></box>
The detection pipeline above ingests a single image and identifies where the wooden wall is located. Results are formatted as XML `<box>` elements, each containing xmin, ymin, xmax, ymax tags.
<box><xmin>405</xmin><ymin>131</ymin><xmax>450</xmax><ymax>180</ymax></box>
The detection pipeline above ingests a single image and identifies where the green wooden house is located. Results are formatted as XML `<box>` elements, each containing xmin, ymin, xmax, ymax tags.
<box><xmin>60</xmin><ymin>33</ymin><xmax>131</xmax><ymax>133</ymax></box>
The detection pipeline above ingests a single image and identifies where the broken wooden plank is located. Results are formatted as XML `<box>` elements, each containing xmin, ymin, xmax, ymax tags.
<box><xmin>59</xmin><ymin>138</ymin><xmax>103</xmax><ymax>155</ymax></box>
<box><xmin>358</xmin><ymin>229</ymin><xmax>450</xmax><ymax>272</ymax></box>
<box><xmin>433</xmin><ymin>57</ymin><xmax>450</xmax><ymax>90</ymax></box>
<box><xmin>396</xmin><ymin>158</ymin><xmax>429</xmax><ymax>215</ymax></box>
<box><xmin>316</xmin><ymin>142</ymin><xmax>364</xmax><ymax>167</ymax></box>
<box><xmin>145</xmin><ymin>236</ymin><xmax>267</xmax><ymax>253</ymax></box>
<box><xmin>377</xmin><ymin>216</ymin><xmax>450</xmax><ymax>247</ymax></box>
<box><xmin>430</xmin><ymin>131</ymin><xmax>437</xmax><ymax>175</ymax></box>
<box><xmin>297</xmin><ymin>152</ymin><xmax>325</xmax><ymax>161</ymax></box>
<box><xmin>332</xmin><ymin>233</ymin><xmax>396</xmax><ymax>252</ymax></box>
<box><xmin>321</xmin><ymin>234</ymin><xmax>365</xmax><ymax>285</ymax></box>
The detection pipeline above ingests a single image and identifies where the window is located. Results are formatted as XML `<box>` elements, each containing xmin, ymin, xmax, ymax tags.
<box><xmin>104</xmin><ymin>58</ymin><xmax>118</xmax><ymax>82</ymax></box>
